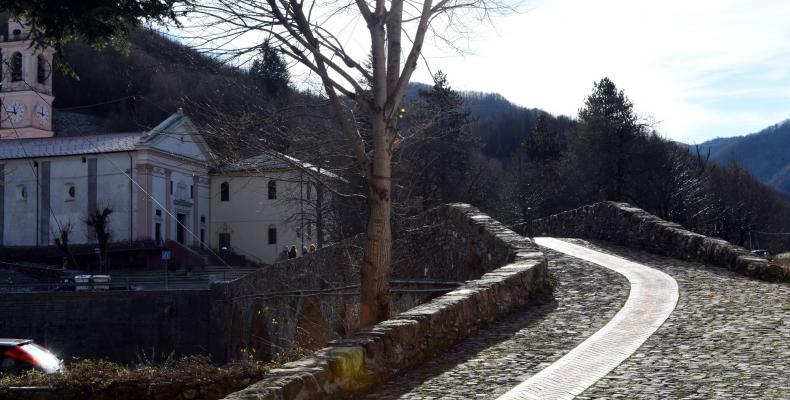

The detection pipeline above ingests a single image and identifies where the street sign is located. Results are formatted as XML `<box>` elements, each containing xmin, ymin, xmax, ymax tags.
<box><xmin>161</xmin><ymin>250</ymin><xmax>172</xmax><ymax>261</ymax></box>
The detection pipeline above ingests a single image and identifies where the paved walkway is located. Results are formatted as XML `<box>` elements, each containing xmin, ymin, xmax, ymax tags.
<box><xmin>358</xmin><ymin>246</ymin><xmax>631</xmax><ymax>399</ymax></box>
<box><xmin>363</xmin><ymin>238</ymin><xmax>789</xmax><ymax>399</ymax></box>
<box><xmin>496</xmin><ymin>238</ymin><xmax>679</xmax><ymax>400</ymax></box>
<box><xmin>578</xmin><ymin>240</ymin><xmax>790</xmax><ymax>399</ymax></box>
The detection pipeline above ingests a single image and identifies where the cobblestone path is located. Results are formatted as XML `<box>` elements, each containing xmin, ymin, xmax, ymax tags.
<box><xmin>497</xmin><ymin>237</ymin><xmax>678</xmax><ymax>400</ymax></box>
<box><xmin>363</xmin><ymin>239</ymin><xmax>790</xmax><ymax>399</ymax></box>
<box><xmin>575</xmin><ymin>240</ymin><xmax>790</xmax><ymax>399</ymax></box>
<box><xmin>358</xmin><ymin>247</ymin><xmax>630</xmax><ymax>399</ymax></box>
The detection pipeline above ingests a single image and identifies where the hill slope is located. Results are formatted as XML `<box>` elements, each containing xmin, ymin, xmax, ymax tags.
<box><xmin>407</xmin><ymin>82</ymin><xmax>574</xmax><ymax>158</ymax></box>
<box><xmin>697</xmin><ymin>120</ymin><xmax>790</xmax><ymax>193</ymax></box>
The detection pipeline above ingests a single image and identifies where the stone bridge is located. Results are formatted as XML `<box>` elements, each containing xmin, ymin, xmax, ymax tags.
<box><xmin>223</xmin><ymin>202</ymin><xmax>789</xmax><ymax>399</ymax></box>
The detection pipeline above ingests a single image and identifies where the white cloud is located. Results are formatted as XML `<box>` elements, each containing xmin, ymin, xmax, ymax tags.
<box><xmin>410</xmin><ymin>0</ymin><xmax>790</xmax><ymax>141</ymax></box>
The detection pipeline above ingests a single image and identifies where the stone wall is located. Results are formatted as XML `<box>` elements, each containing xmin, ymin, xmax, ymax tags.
<box><xmin>529</xmin><ymin>201</ymin><xmax>789</xmax><ymax>282</ymax></box>
<box><xmin>221</xmin><ymin>204</ymin><xmax>549</xmax><ymax>399</ymax></box>
<box><xmin>210</xmin><ymin>203</ymin><xmax>535</xmax><ymax>363</ymax></box>
<box><xmin>0</xmin><ymin>204</ymin><xmax>542</xmax><ymax>364</ymax></box>
<box><xmin>0</xmin><ymin>290</ymin><xmax>212</xmax><ymax>362</ymax></box>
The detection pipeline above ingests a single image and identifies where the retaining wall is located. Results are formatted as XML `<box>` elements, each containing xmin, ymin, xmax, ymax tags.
<box><xmin>529</xmin><ymin>201</ymin><xmax>789</xmax><ymax>282</ymax></box>
<box><xmin>0</xmin><ymin>290</ymin><xmax>212</xmax><ymax>362</ymax></box>
<box><xmin>0</xmin><ymin>204</ymin><xmax>544</xmax><ymax>364</ymax></box>
<box><xmin>221</xmin><ymin>204</ymin><xmax>549</xmax><ymax>399</ymax></box>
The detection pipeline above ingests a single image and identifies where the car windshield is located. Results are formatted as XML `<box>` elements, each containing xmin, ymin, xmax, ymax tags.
<box><xmin>20</xmin><ymin>343</ymin><xmax>61</xmax><ymax>373</ymax></box>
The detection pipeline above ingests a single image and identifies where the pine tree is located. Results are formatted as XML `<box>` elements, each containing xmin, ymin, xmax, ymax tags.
<box><xmin>398</xmin><ymin>71</ymin><xmax>476</xmax><ymax>211</ymax></box>
<box><xmin>572</xmin><ymin>77</ymin><xmax>645</xmax><ymax>201</ymax></box>
<box><xmin>249</xmin><ymin>41</ymin><xmax>290</xmax><ymax>97</ymax></box>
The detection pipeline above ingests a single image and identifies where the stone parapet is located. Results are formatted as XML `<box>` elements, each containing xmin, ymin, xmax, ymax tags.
<box><xmin>221</xmin><ymin>204</ymin><xmax>549</xmax><ymax>399</ymax></box>
<box><xmin>529</xmin><ymin>201</ymin><xmax>789</xmax><ymax>282</ymax></box>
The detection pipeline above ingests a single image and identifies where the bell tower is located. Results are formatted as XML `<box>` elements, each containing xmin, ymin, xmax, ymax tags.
<box><xmin>0</xmin><ymin>17</ymin><xmax>54</xmax><ymax>139</ymax></box>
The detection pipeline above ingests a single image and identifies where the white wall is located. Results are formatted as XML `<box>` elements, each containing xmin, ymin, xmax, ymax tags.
<box><xmin>209</xmin><ymin>171</ymin><xmax>317</xmax><ymax>264</ymax></box>
<box><xmin>1</xmin><ymin>152</ymin><xmax>133</xmax><ymax>246</ymax></box>
<box><xmin>2</xmin><ymin>160</ymin><xmax>38</xmax><ymax>245</ymax></box>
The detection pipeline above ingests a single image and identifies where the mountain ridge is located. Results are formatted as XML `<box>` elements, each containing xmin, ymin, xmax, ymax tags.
<box><xmin>696</xmin><ymin>119</ymin><xmax>790</xmax><ymax>193</ymax></box>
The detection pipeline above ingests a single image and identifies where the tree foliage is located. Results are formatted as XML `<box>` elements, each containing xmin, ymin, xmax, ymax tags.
<box><xmin>571</xmin><ymin>77</ymin><xmax>647</xmax><ymax>201</ymax></box>
<box><xmin>249</xmin><ymin>41</ymin><xmax>290</xmax><ymax>97</ymax></box>
<box><xmin>1</xmin><ymin>0</ymin><xmax>182</xmax><ymax>50</ymax></box>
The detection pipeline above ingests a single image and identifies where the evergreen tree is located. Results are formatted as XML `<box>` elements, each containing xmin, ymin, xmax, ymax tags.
<box><xmin>396</xmin><ymin>71</ymin><xmax>476</xmax><ymax>211</ymax></box>
<box><xmin>508</xmin><ymin>114</ymin><xmax>564</xmax><ymax>224</ymax></box>
<box><xmin>249</xmin><ymin>41</ymin><xmax>290</xmax><ymax>97</ymax></box>
<box><xmin>572</xmin><ymin>77</ymin><xmax>646</xmax><ymax>201</ymax></box>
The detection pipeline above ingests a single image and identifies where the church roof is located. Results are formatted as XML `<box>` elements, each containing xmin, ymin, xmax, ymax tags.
<box><xmin>217</xmin><ymin>153</ymin><xmax>342</xmax><ymax>180</ymax></box>
<box><xmin>0</xmin><ymin>132</ymin><xmax>143</xmax><ymax>160</ymax></box>
<box><xmin>0</xmin><ymin>110</ymin><xmax>213</xmax><ymax>162</ymax></box>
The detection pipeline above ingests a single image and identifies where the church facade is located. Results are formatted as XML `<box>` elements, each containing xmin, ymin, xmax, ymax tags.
<box><xmin>0</xmin><ymin>18</ymin><xmax>326</xmax><ymax>265</ymax></box>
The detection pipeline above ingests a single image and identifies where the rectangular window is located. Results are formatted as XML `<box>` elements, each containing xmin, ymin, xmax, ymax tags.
<box><xmin>155</xmin><ymin>209</ymin><xmax>162</xmax><ymax>217</ymax></box>
<box><xmin>190</xmin><ymin>185</ymin><xmax>194</xmax><ymax>199</ymax></box>
<box><xmin>220</xmin><ymin>182</ymin><xmax>229</xmax><ymax>202</ymax></box>
<box><xmin>200</xmin><ymin>229</ymin><xmax>205</xmax><ymax>249</ymax></box>
<box><xmin>155</xmin><ymin>223</ymin><xmax>161</xmax><ymax>244</ymax></box>
<box><xmin>268</xmin><ymin>227</ymin><xmax>277</xmax><ymax>245</ymax></box>
<box><xmin>219</xmin><ymin>233</ymin><xmax>231</xmax><ymax>249</ymax></box>
<box><xmin>170</xmin><ymin>181</ymin><xmax>173</xmax><ymax>195</ymax></box>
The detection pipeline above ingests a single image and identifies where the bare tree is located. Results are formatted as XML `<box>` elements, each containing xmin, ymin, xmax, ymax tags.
<box><xmin>85</xmin><ymin>207</ymin><xmax>113</xmax><ymax>272</ymax></box>
<box><xmin>180</xmin><ymin>0</ymin><xmax>512</xmax><ymax>326</ymax></box>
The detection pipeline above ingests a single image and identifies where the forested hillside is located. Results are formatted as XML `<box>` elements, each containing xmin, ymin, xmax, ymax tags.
<box><xmin>697</xmin><ymin>120</ymin><xmax>790</xmax><ymax>193</ymax></box>
<box><xmin>407</xmin><ymin>83</ymin><xmax>574</xmax><ymax>158</ymax></box>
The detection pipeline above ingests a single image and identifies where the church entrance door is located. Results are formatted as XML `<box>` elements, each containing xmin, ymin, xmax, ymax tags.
<box><xmin>176</xmin><ymin>213</ymin><xmax>186</xmax><ymax>244</ymax></box>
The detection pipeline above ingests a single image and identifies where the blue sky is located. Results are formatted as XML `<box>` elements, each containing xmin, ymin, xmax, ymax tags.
<box><xmin>179</xmin><ymin>0</ymin><xmax>790</xmax><ymax>143</ymax></box>
<box><xmin>407</xmin><ymin>0</ymin><xmax>790</xmax><ymax>143</ymax></box>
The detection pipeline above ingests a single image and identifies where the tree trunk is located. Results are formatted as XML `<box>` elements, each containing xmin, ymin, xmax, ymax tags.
<box><xmin>316</xmin><ymin>183</ymin><xmax>324</xmax><ymax>248</ymax></box>
<box><xmin>359</xmin><ymin>119</ymin><xmax>393</xmax><ymax>328</ymax></box>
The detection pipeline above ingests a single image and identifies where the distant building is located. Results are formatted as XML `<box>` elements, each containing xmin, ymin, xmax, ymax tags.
<box><xmin>0</xmin><ymin>18</ymin><xmax>210</xmax><ymax>248</ymax></box>
<box><xmin>0</xmin><ymin>17</ymin><xmax>334</xmax><ymax>266</ymax></box>
<box><xmin>0</xmin><ymin>111</ymin><xmax>213</xmax><ymax>248</ymax></box>
<box><xmin>211</xmin><ymin>153</ymin><xmax>335</xmax><ymax>264</ymax></box>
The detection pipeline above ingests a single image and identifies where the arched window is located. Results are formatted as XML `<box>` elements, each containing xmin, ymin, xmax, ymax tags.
<box><xmin>37</xmin><ymin>55</ymin><xmax>49</xmax><ymax>84</ymax></box>
<box><xmin>11</xmin><ymin>52</ymin><xmax>22</xmax><ymax>82</ymax></box>
<box><xmin>15</xmin><ymin>185</ymin><xmax>26</xmax><ymax>201</ymax></box>
<box><xmin>268</xmin><ymin>180</ymin><xmax>277</xmax><ymax>200</ymax></box>
<box><xmin>64</xmin><ymin>183</ymin><xmax>76</xmax><ymax>201</ymax></box>
<box><xmin>220</xmin><ymin>181</ymin><xmax>229</xmax><ymax>202</ymax></box>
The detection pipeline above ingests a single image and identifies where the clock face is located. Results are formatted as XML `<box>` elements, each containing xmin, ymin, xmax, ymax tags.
<box><xmin>6</xmin><ymin>101</ymin><xmax>26</xmax><ymax>124</ymax></box>
<box><xmin>35</xmin><ymin>103</ymin><xmax>50</xmax><ymax>125</ymax></box>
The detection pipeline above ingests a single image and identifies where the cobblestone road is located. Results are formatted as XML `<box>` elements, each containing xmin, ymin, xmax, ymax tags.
<box><xmin>359</xmin><ymin>248</ymin><xmax>630</xmax><ymax>399</ymax></box>
<box><xmin>362</xmin><ymin>239</ymin><xmax>790</xmax><ymax>399</ymax></box>
<box><xmin>576</xmin><ymin>240</ymin><xmax>790</xmax><ymax>399</ymax></box>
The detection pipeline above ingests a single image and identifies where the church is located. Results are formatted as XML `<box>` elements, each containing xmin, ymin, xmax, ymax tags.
<box><xmin>0</xmin><ymin>18</ymin><xmax>322</xmax><ymax>265</ymax></box>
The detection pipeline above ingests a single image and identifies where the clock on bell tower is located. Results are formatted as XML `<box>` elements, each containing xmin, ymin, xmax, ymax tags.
<box><xmin>0</xmin><ymin>17</ymin><xmax>55</xmax><ymax>139</ymax></box>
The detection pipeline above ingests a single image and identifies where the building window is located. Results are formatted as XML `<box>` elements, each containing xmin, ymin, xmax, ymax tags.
<box><xmin>155</xmin><ymin>223</ymin><xmax>162</xmax><ymax>244</ymax></box>
<box><xmin>64</xmin><ymin>183</ymin><xmax>75</xmax><ymax>201</ymax></box>
<box><xmin>155</xmin><ymin>209</ymin><xmax>162</xmax><ymax>217</ymax></box>
<box><xmin>37</xmin><ymin>55</ymin><xmax>48</xmax><ymax>84</ymax></box>
<box><xmin>15</xmin><ymin>185</ymin><xmax>26</xmax><ymax>201</ymax></box>
<box><xmin>200</xmin><ymin>215</ymin><xmax>205</xmax><ymax>224</ymax></box>
<box><xmin>190</xmin><ymin>185</ymin><xmax>194</xmax><ymax>199</ymax></box>
<box><xmin>268</xmin><ymin>225</ymin><xmax>277</xmax><ymax>245</ymax></box>
<box><xmin>170</xmin><ymin>180</ymin><xmax>173</xmax><ymax>195</ymax></box>
<box><xmin>218</xmin><ymin>233</ymin><xmax>231</xmax><ymax>249</ymax></box>
<box><xmin>268</xmin><ymin>180</ymin><xmax>277</xmax><ymax>200</ymax></box>
<box><xmin>200</xmin><ymin>229</ymin><xmax>205</xmax><ymax>249</ymax></box>
<box><xmin>11</xmin><ymin>52</ymin><xmax>22</xmax><ymax>82</ymax></box>
<box><xmin>220</xmin><ymin>181</ymin><xmax>229</xmax><ymax>202</ymax></box>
